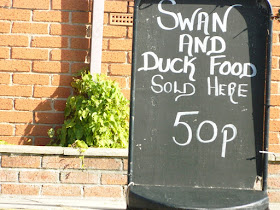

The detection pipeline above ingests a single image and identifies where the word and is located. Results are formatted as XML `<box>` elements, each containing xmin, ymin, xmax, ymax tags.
<box><xmin>172</xmin><ymin>111</ymin><xmax>237</xmax><ymax>158</ymax></box>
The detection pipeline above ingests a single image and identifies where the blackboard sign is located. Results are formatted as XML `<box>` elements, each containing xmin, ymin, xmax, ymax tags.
<box><xmin>128</xmin><ymin>0</ymin><xmax>272</xmax><ymax>209</ymax></box>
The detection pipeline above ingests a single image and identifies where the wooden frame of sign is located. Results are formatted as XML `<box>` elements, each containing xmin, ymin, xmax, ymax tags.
<box><xmin>127</xmin><ymin>0</ymin><xmax>273</xmax><ymax>209</ymax></box>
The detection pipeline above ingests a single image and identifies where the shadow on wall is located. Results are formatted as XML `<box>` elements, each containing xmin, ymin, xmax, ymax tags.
<box><xmin>21</xmin><ymin>0</ymin><xmax>92</xmax><ymax>146</ymax></box>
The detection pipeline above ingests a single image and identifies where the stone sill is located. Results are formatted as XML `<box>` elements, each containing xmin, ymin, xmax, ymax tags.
<box><xmin>0</xmin><ymin>145</ymin><xmax>128</xmax><ymax>157</ymax></box>
<box><xmin>0</xmin><ymin>145</ymin><xmax>279</xmax><ymax>162</ymax></box>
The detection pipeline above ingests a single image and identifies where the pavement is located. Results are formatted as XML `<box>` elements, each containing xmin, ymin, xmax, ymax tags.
<box><xmin>0</xmin><ymin>196</ymin><xmax>126</xmax><ymax>210</ymax></box>
<box><xmin>0</xmin><ymin>196</ymin><xmax>279</xmax><ymax>210</ymax></box>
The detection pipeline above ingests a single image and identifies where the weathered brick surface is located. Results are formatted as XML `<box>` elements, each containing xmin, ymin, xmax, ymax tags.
<box><xmin>15</xmin><ymin>124</ymin><xmax>52</xmax><ymax>136</ymax></box>
<box><xmin>61</xmin><ymin>171</ymin><xmax>99</xmax><ymax>184</ymax></box>
<box><xmin>19</xmin><ymin>170</ymin><xmax>59</xmax><ymax>183</ymax></box>
<box><xmin>42</xmin><ymin>156</ymin><xmax>81</xmax><ymax>169</ymax></box>
<box><xmin>2</xmin><ymin>155</ymin><xmax>41</xmax><ymax>168</ymax></box>
<box><xmin>84</xmin><ymin>158</ymin><xmax>121</xmax><ymax>170</ymax></box>
<box><xmin>101</xmin><ymin>173</ymin><xmax>127</xmax><ymax>185</ymax></box>
<box><xmin>42</xmin><ymin>185</ymin><xmax>82</xmax><ymax>196</ymax></box>
<box><xmin>0</xmin><ymin>170</ymin><xmax>18</xmax><ymax>182</ymax></box>
<box><xmin>33</xmin><ymin>11</ymin><xmax>69</xmax><ymax>22</ymax></box>
<box><xmin>84</xmin><ymin>186</ymin><xmax>122</xmax><ymax>197</ymax></box>
<box><xmin>2</xmin><ymin>184</ymin><xmax>40</xmax><ymax>195</ymax></box>
<box><xmin>15</xmin><ymin>99</ymin><xmax>52</xmax><ymax>111</ymax></box>
<box><xmin>13</xmin><ymin>0</ymin><xmax>49</xmax><ymax>10</ymax></box>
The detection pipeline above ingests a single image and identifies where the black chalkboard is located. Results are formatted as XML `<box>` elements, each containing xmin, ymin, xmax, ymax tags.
<box><xmin>127</xmin><ymin>0</ymin><xmax>272</xmax><ymax>209</ymax></box>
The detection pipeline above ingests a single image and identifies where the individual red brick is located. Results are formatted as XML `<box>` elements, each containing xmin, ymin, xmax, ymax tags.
<box><xmin>121</xmin><ymin>89</ymin><xmax>130</xmax><ymax>100</ymax></box>
<box><xmin>123</xmin><ymin>159</ymin><xmax>128</xmax><ymax>171</ymax></box>
<box><xmin>103</xmin><ymin>13</ymin><xmax>109</xmax><ymax>24</ymax></box>
<box><xmin>273</xmin><ymin>45</ymin><xmax>280</xmax><ymax>56</ymax></box>
<box><xmin>103</xmin><ymin>26</ymin><xmax>127</xmax><ymax>38</ymax></box>
<box><xmin>2</xmin><ymin>184</ymin><xmax>40</xmax><ymax>195</ymax></box>
<box><xmin>71</xmin><ymin>63</ymin><xmax>89</xmax><ymax>73</ymax></box>
<box><xmin>0</xmin><ymin>35</ymin><xmax>28</xmax><ymax>47</ymax></box>
<box><xmin>0</xmin><ymin>98</ymin><xmax>13</xmax><ymax>110</ymax></box>
<box><xmin>20</xmin><ymin>171</ymin><xmax>59</xmax><ymax>183</ymax></box>
<box><xmin>273</xmin><ymin>21</ymin><xmax>280</xmax><ymax>31</ymax></box>
<box><xmin>0</xmin><ymin>85</ymin><xmax>32</xmax><ymax>97</ymax></box>
<box><xmin>128</xmin><ymin>1</ymin><xmax>134</xmax><ymax>13</ymax></box>
<box><xmin>12</xmin><ymin>22</ymin><xmax>48</xmax><ymax>34</ymax></box>
<box><xmin>71</xmin><ymin>38</ymin><xmax>90</xmax><ymax>49</ymax></box>
<box><xmin>268</xmin><ymin>177</ymin><xmax>280</xmax><ymax>189</ymax></box>
<box><xmin>0</xmin><ymin>170</ymin><xmax>18</xmax><ymax>182</ymax></box>
<box><xmin>0</xmin><ymin>8</ymin><xmax>31</xmax><ymax>21</ymax></box>
<box><xmin>33</xmin><ymin>86</ymin><xmax>71</xmax><ymax>98</ymax></box>
<box><xmin>104</xmin><ymin>1</ymin><xmax>127</xmax><ymax>13</ymax></box>
<box><xmin>269</xmin><ymin>132</ymin><xmax>280</xmax><ymax>144</ymax></box>
<box><xmin>15</xmin><ymin>124</ymin><xmax>52</xmax><ymax>136</ymax></box>
<box><xmin>270</xmin><ymin>120</ymin><xmax>280</xmax><ymax>132</ymax></box>
<box><xmin>128</xmin><ymin>52</ymin><xmax>132</xmax><ymax>63</ymax></box>
<box><xmin>42</xmin><ymin>156</ymin><xmax>81</xmax><ymax>169</ymax></box>
<box><xmin>32</xmin><ymin>36</ymin><xmax>68</xmax><ymax>48</ymax></box>
<box><xmin>34</xmin><ymin>112</ymin><xmax>65</xmax><ymax>124</ymax></box>
<box><xmin>2</xmin><ymin>155</ymin><xmax>41</xmax><ymax>168</ymax></box>
<box><xmin>52</xmin><ymin>75</ymin><xmax>73</xmax><ymax>86</ymax></box>
<box><xmin>101</xmin><ymin>63</ymin><xmax>109</xmax><ymax>74</ymax></box>
<box><xmin>12</xmin><ymin>48</ymin><xmax>48</xmax><ymax>60</ymax></box>
<box><xmin>103</xmin><ymin>39</ymin><xmax>109</xmax><ymax>50</ymax></box>
<box><xmin>50</xmin><ymin>24</ymin><xmax>87</xmax><ymax>36</ymax></box>
<box><xmin>61</xmin><ymin>171</ymin><xmax>98</xmax><ymax>184</ymax></box>
<box><xmin>272</xmin><ymin>57</ymin><xmax>279</xmax><ymax>70</ymax></box>
<box><xmin>0</xmin><ymin>0</ymin><xmax>11</xmax><ymax>7</ymax></box>
<box><xmin>13</xmin><ymin>0</ymin><xmax>49</xmax><ymax>9</ymax></box>
<box><xmin>51</xmin><ymin>49</ymin><xmax>87</xmax><ymax>62</ymax></box>
<box><xmin>128</xmin><ymin>27</ymin><xmax>133</xmax><ymax>39</ymax></box>
<box><xmin>0</xmin><ymin>60</ymin><xmax>31</xmax><ymax>72</ymax></box>
<box><xmin>268</xmin><ymin>164</ymin><xmax>280</xmax><ymax>174</ymax></box>
<box><xmin>110</xmin><ymin>64</ymin><xmax>131</xmax><ymax>76</ymax></box>
<box><xmin>34</xmin><ymin>137</ymin><xmax>51</xmax><ymax>146</ymax></box>
<box><xmin>33</xmin><ymin>11</ymin><xmax>69</xmax><ymax>22</ymax></box>
<box><xmin>84</xmin><ymin>186</ymin><xmax>122</xmax><ymax>197</ymax></box>
<box><xmin>54</xmin><ymin>100</ymin><xmax>66</xmax><ymax>111</ymax></box>
<box><xmin>0</xmin><ymin>136</ymin><xmax>32</xmax><ymax>145</ymax></box>
<box><xmin>109</xmin><ymin>39</ymin><xmax>132</xmax><ymax>51</ymax></box>
<box><xmin>271</xmin><ymin>0</ymin><xmax>280</xmax><ymax>6</ymax></box>
<box><xmin>101</xmin><ymin>173</ymin><xmax>127</xmax><ymax>185</ymax></box>
<box><xmin>72</xmin><ymin>12</ymin><xmax>91</xmax><ymax>24</ymax></box>
<box><xmin>273</xmin><ymin>32</ymin><xmax>279</xmax><ymax>43</ymax></box>
<box><xmin>270</xmin><ymin>107</ymin><xmax>280</xmax><ymax>119</ymax></box>
<box><xmin>42</xmin><ymin>185</ymin><xmax>81</xmax><ymax>196</ymax></box>
<box><xmin>268</xmin><ymin>191</ymin><xmax>280</xmax><ymax>202</ymax></box>
<box><xmin>0</xmin><ymin>72</ymin><xmax>10</xmax><ymax>84</ymax></box>
<box><xmin>271</xmin><ymin>95</ymin><xmax>280</xmax><ymax>105</ymax></box>
<box><xmin>0</xmin><ymin>22</ymin><xmax>11</xmax><ymax>33</ymax></box>
<box><xmin>13</xmin><ymin>74</ymin><xmax>49</xmax><ymax>85</ymax></box>
<box><xmin>272</xmin><ymin>70</ymin><xmax>280</xmax><ymax>81</ymax></box>
<box><xmin>0</xmin><ymin>47</ymin><xmax>10</xmax><ymax>59</ymax></box>
<box><xmin>33</xmin><ymin>61</ymin><xmax>69</xmax><ymax>73</ymax></box>
<box><xmin>15</xmin><ymin>99</ymin><xmax>52</xmax><ymax>111</ymax></box>
<box><xmin>0</xmin><ymin>111</ymin><xmax>33</xmax><ymax>123</ymax></box>
<box><xmin>269</xmin><ymin>144</ymin><xmax>280</xmax><ymax>153</ymax></box>
<box><xmin>52</xmin><ymin>0</ymin><xmax>91</xmax><ymax>11</ymax></box>
<box><xmin>108</xmin><ymin>76</ymin><xmax>127</xmax><ymax>88</ymax></box>
<box><xmin>102</xmin><ymin>52</ymin><xmax>126</xmax><ymax>63</ymax></box>
<box><xmin>84</xmin><ymin>158</ymin><xmax>121</xmax><ymax>170</ymax></box>
<box><xmin>0</xmin><ymin>124</ymin><xmax>13</xmax><ymax>136</ymax></box>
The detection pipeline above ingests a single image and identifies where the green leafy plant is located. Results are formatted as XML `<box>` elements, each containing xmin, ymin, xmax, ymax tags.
<box><xmin>49</xmin><ymin>69</ymin><xmax>129</xmax><ymax>148</ymax></box>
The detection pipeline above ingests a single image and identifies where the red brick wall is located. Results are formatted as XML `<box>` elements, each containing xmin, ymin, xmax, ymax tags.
<box><xmin>0</xmin><ymin>151</ymin><xmax>128</xmax><ymax>198</ymax></box>
<box><xmin>0</xmin><ymin>0</ymin><xmax>132</xmax><ymax>145</ymax></box>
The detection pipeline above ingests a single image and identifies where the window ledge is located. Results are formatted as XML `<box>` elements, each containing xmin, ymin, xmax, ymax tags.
<box><xmin>0</xmin><ymin>145</ymin><xmax>128</xmax><ymax>157</ymax></box>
